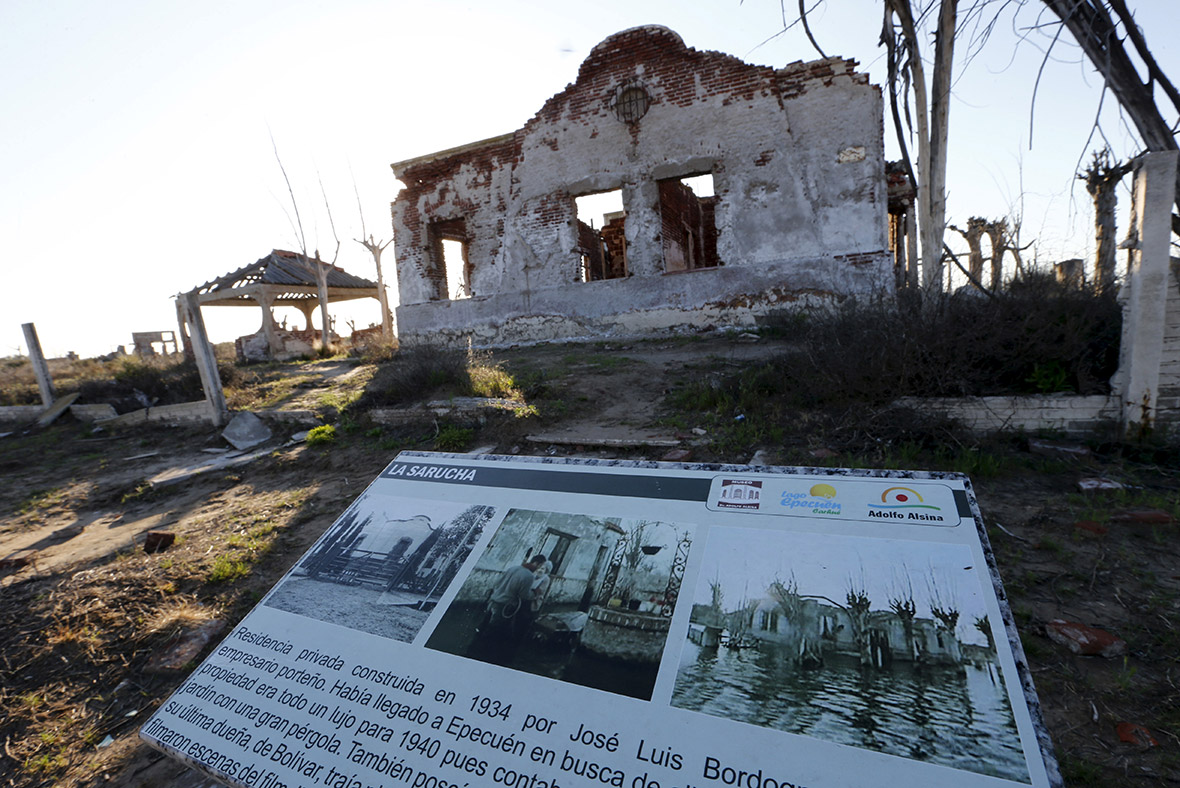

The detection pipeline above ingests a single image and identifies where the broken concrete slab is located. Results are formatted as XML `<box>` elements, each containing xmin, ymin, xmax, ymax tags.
<box><xmin>144</xmin><ymin>619</ymin><xmax>226</xmax><ymax>672</ymax></box>
<box><xmin>126</xmin><ymin>451</ymin><xmax>161</xmax><ymax>461</ymax></box>
<box><xmin>70</xmin><ymin>403</ymin><xmax>118</xmax><ymax>421</ymax></box>
<box><xmin>221</xmin><ymin>411</ymin><xmax>273</xmax><ymax>451</ymax></box>
<box><xmin>37</xmin><ymin>392</ymin><xmax>80</xmax><ymax>427</ymax></box>
<box><xmin>256</xmin><ymin>408</ymin><xmax>320</xmax><ymax>425</ymax></box>
<box><xmin>96</xmin><ymin>400</ymin><xmax>212</xmax><ymax>426</ymax></box>
<box><xmin>525</xmin><ymin>432</ymin><xmax>681</xmax><ymax>449</ymax></box>
<box><xmin>1028</xmin><ymin>438</ymin><xmax>1092</xmax><ymax>459</ymax></box>
<box><xmin>370</xmin><ymin>407</ymin><xmax>434</xmax><ymax>426</ymax></box>
<box><xmin>148</xmin><ymin>445</ymin><xmax>275</xmax><ymax>488</ymax></box>
<box><xmin>1078</xmin><ymin>477</ymin><xmax>1126</xmax><ymax>492</ymax></box>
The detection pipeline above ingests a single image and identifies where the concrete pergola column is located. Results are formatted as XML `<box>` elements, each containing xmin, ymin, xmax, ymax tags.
<box><xmin>253</xmin><ymin>293</ymin><xmax>284</xmax><ymax>356</ymax></box>
<box><xmin>21</xmin><ymin>322</ymin><xmax>56</xmax><ymax>406</ymax></box>
<box><xmin>297</xmin><ymin>301</ymin><xmax>317</xmax><ymax>332</ymax></box>
<box><xmin>1116</xmin><ymin>149</ymin><xmax>1178</xmax><ymax>437</ymax></box>
<box><xmin>179</xmin><ymin>291</ymin><xmax>229</xmax><ymax>427</ymax></box>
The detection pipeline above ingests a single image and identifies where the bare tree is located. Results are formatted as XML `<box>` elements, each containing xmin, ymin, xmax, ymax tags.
<box><xmin>973</xmin><ymin>614</ymin><xmax>995</xmax><ymax>650</ymax></box>
<box><xmin>353</xmin><ymin>179</ymin><xmax>395</xmax><ymax>344</ymax></box>
<box><xmin>1079</xmin><ymin>147</ymin><xmax>1133</xmax><ymax>291</ymax></box>
<box><xmin>845</xmin><ymin>573</ymin><xmax>874</xmax><ymax>666</ymax></box>
<box><xmin>880</xmin><ymin>0</ymin><xmax>959</xmax><ymax>296</ymax></box>
<box><xmin>887</xmin><ymin>569</ymin><xmax>919</xmax><ymax>660</ymax></box>
<box><xmin>790</xmin><ymin>0</ymin><xmax>1180</xmax><ymax>296</ymax></box>
<box><xmin>272</xmin><ymin>138</ymin><xmax>339</xmax><ymax>351</ymax></box>
<box><xmin>950</xmin><ymin>217</ymin><xmax>988</xmax><ymax>284</ymax></box>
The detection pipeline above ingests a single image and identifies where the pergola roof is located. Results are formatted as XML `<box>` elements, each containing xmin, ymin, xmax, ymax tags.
<box><xmin>192</xmin><ymin>249</ymin><xmax>379</xmax><ymax>307</ymax></box>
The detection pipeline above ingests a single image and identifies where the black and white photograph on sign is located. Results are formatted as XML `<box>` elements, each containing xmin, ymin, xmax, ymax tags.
<box><xmin>426</xmin><ymin>508</ymin><xmax>692</xmax><ymax>700</ymax></box>
<box><xmin>672</xmin><ymin>527</ymin><xmax>1029</xmax><ymax>783</ymax></box>
<box><xmin>263</xmin><ymin>493</ymin><xmax>495</xmax><ymax>641</ymax></box>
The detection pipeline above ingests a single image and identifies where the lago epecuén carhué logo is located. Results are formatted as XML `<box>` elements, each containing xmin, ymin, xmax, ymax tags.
<box><xmin>780</xmin><ymin>483</ymin><xmax>841</xmax><ymax>515</ymax></box>
<box><xmin>867</xmin><ymin>486</ymin><xmax>945</xmax><ymax>522</ymax></box>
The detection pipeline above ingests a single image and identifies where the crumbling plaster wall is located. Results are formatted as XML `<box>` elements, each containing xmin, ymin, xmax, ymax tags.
<box><xmin>391</xmin><ymin>26</ymin><xmax>891</xmax><ymax>346</ymax></box>
<box><xmin>1156</xmin><ymin>257</ymin><xmax>1180</xmax><ymax>424</ymax></box>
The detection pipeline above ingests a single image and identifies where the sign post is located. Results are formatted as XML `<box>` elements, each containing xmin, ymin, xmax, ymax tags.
<box><xmin>141</xmin><ymin>453</ymin><xmax>1061</xmax><ymax>788</ymax></box>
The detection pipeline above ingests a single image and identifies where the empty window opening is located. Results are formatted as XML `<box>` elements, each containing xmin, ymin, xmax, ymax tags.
<box><xmin>427</xmin><ymin>219</ymin><xmax>471</xmax><ymax>300</ymax></box>
<box><xmin>441</xmin><ymin>240</ymin><xmax>469</xmax><ymax>299</ymax></box>
<box><xmin>574</xmin><ymin>189</ymin><xmax>627</xmax><ymax>282</ymax></box>
<box><xmin>659</xmin><ymin>173</ymin><xmax>720</xmax><ymax>272</ymax></box>
<box><xmin>536</xmin><ymin>529</ymin><xmax>576</xmax><ymax>575</ymax></box>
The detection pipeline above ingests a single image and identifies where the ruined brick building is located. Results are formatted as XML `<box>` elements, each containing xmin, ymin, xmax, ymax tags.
<box><xmin>390</xmin><ymin>26</ymin><xmax>891</xmax><ymax>345</ymax></box>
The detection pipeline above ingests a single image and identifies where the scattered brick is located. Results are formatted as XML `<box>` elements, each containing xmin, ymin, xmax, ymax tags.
<box><xmin>143</xmin><ymin>531</ymin><xmax>176</xmax><ymax>554</ymax></box>
<box><xmin>809</xmin><ymin>448</ymin><xmax>840</xmax><ymax>459</ymax></box>
<box><xmin>1073</xmin><ymin>520</ymin><xmax>1108</xmax><ymax>536</ymax></box>
<box><xmin>1110</xmin><ymin>509</ymin><xmax>1174</xmax><ymax>525</ymax></box>
<box><xmin>1116</xmin><ymin>722</ymin><xmax>1158</xmax><ymax>748</ymax></box>
<box><xmin>661</xmin><ymin>448</ymin><xmax>694</xmax><ymax>462</ymax></box>
<box><xmin>1044</xmin><ymin>619</ymin><xmax>1126</xmax><ymax>657</ymax></box>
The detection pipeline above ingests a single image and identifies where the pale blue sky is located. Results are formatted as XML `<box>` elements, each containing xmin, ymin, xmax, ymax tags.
<box><xmin>2</xmin><ymin>1</ymin><xmax>1176</xmax><ymax>357</ymax></box>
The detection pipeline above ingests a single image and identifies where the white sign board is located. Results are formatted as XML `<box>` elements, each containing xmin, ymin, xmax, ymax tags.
<box><xmin>141</xmin><ymin>453</ymin><xmax>1060</xmax><ymax>788</ymax></box>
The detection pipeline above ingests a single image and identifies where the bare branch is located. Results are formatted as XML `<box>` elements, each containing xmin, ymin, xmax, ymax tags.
<box><xmin>271</xmin><ymin>131</ymin><xmax>307</xmax><ymax>257</ymax></box>
<box><xmin>798</xmin><ymin>0</ymin><xmax>827</xmax><ymax>58</ymax></box>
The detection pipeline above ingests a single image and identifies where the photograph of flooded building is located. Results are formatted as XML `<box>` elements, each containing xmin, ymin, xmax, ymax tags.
<box><xmin>391</xmin><ymin>25</ymin><xmax>890</xmax><ymax>347</ymax></box>
<box><xmin>672</xmin><ymin>527</ymin><xmax>1029</xmax><ymax>783</ymax></box>
<box><xmin>263</xmin><ymin>495</ymin><xmax>494</xmax><ymax>642</ymax></box>
<box><xmin>426</xmin><ymin>509</ymin><xmax>691</xmax><ymax>700</ymax></box>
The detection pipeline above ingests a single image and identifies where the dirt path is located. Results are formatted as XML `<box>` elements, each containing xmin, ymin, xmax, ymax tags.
<box><xmin>1</xmin><ymin>334</ymin><xmax>1177</xmax><ymax>788</ymax></box>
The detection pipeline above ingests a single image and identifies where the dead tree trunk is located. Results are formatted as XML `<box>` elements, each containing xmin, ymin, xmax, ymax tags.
<box><xmin>1080</xmin><ymin>148</ymin><xmax>1133</xmax><ymax>292</ymax></box>
<box><xmin>356</xmin><ymin>235</ymin><xmax>395</xmax><ymax>344</ymax></box>
<box><xmin>950</xmin><ymin>217</ymin><xmax>988</xmax><ymax>285</ymax></box>
<box><xmin>882</xmin><ymin>0</ymin><xmax>959</xmax><ymax>297</ymax></box>
<box><xmin>984</xmin><ymin>220</ymin><xmax>1006</xmax><ymax>290</ymax></box>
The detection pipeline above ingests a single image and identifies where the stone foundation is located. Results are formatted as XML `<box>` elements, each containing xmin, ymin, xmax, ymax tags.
<box><xmin>580</xmin><ymin>605</ymin><xmax>670</xmax><ymax>663</ymax></box>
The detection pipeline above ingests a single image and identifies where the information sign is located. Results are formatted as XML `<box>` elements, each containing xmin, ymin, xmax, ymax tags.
<box><xmin>141</xmin><ymin>453</ymin><xmax>1060</xmax><ymax>788</ymax></box>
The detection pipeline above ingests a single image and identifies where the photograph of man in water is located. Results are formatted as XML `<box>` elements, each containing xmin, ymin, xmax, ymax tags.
<box><xmin>426</xmin><ymin>508</ymin><xmax>691</xmax><ymax>700</ymax></box>
<box><xmin>470</xmin><ymin>552</ymin><xmax>550</xmax><ymax>664</ymax></box>
<box><xmin>671</xmin><ymin>527</ymin><xmax>1030</xmax><ymax>783</ymax></box>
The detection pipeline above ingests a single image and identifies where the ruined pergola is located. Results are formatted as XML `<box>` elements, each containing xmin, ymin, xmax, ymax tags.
<box><xmin>178</xmin><ymin>249</ymin><xmax>381</xmax><ymax>358</ymax></box>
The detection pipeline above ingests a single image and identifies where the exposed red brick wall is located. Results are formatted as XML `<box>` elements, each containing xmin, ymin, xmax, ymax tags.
<box><xmin>577</xmin><ymin>220</ymin><xmax>606</xmax><ymax>281</ymax></box>
<box><xmin>393</xmin><ymin>136</ymin><xmax>518</xmax><ymax>294</ymax></box>
<box><xmin>660</xmin><ymin>180</ymin><xmax>720</xmax><ymax>272</ymax></box>
<box><xmin>600</xmin><ymin>217</ymin><xmax>628</xmax><ymax>278</ymax></box>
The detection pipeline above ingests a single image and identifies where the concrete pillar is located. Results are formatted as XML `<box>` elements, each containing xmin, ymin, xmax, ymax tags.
<box><xmin>21</xmin><ymin>322</ymin><xmax>56</xmax><ymax>406</ymax></box>
<box><xmin>622</xmin><ymin>179</ymin><xmax>662</xmax><ymax>277</ymax></box>
<box><xmin>297</xmin><ymin>302</ymin><xmax>316</xmax><ymax>332</ymax></box>
<box><xmin>254</xmin><ymin>293</ymin><xmax>284</xmax><ymax>357</ymax></box>
<box><xmin>175</xmin><ymin>297</ymin><xmax>194</xmax><ymax>358</ymax></box>
<box><xmin>1116</xmin><ymin>150</ymin><xmax>1178</xmax><ymax>437</ymax></box>
<box><xmin>180</xmin><ymin>291</ymin><xmax>229</xmax><ymax>427</ymax></box>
